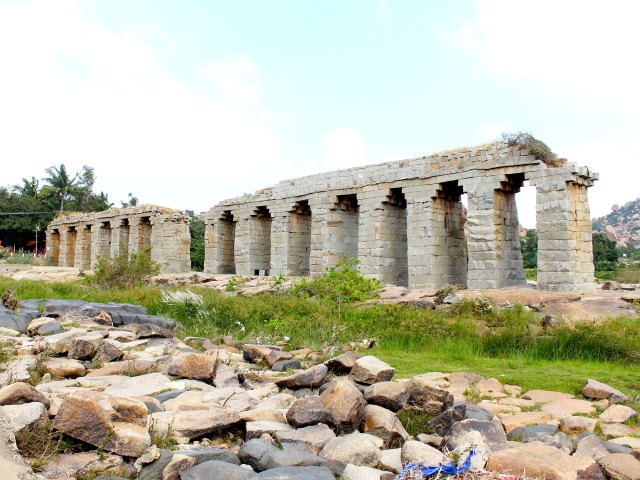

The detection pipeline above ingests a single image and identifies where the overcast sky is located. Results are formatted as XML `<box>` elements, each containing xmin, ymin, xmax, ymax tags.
<box><xmin>1</xmin><ymin>0</ymin><xmax>638</xmax><ymax>227</ymax></box>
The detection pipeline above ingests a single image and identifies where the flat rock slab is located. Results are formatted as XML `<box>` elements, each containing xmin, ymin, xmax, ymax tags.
<box><xmin>500</xmin><ymin>412</ymin><xmax>554</xmax><ymax>432</ymax></box>
<box><xmin>541</xmin><ymin>398</ymin><xmax>596</xmax><ymax>418</ymax></box>
<box><xmin>521</xmin><ymin>390</ymin><xmax>574</xmax><ymax>403</ymax></box>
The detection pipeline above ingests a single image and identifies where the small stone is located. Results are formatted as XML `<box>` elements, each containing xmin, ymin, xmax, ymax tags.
<box><xmin>275</xmin><ymin>364</ymin><xmax>328</xmax><ymax>389</ymax></box>
<box><xmin>68</xmin><ymin>332</ymin><xmax>105</xmax><ymax>360</ymax></box>
<box><xmin>0</xmin><ymin>382</ymin><xmax>50</xmax><ymax>407</ymax></box>
<box><xmin>599</xmin><ymin>453</ymin><xmax>640</xmax><ymax>480</ymax></box>
<box><xmin>123</xmin><ymin>323</ymin><xmax>173</xmax><ymax>339</ymax></box>
<box><xmin>350</xmin><ymin>356</ymin><xmax>395</xmax><ymax>385</ymax></box>
<box><xmin>363</xmin><ymin>381</ymin><xmax>409</xmax><ymax>412</ymax></box>
<box><xmin>324</xmin><ymin>351</ymin><xmax>357</xmax><ymax>373</ymax></box>
<box><xmin>275</xmin><ymin>424</ymin><xmax>336</xmax><ymax>455</ymax></box>
<box><xmin>583</xmin><ymin>379</ymin><xmax>628</xmax><ymax>404</ymax></box>
<box><xmin>245</xmin><ymin>421</ymin><xmax>294</xmax><ymax>441</ymax></box>
<box><xmin>379</xmin><ymin>448</ymin><xmax>402</xmax><ymax>474</ymax></box>
<box><xmin>401</xmin><ymin>440</ymin><xmax>447</xmax><ymax>466</ymax></box>
<box><xmin>559</xmin><ymin>415</ymin><xmax>597</xmax><ymax>435</ymax></box>
<box><xmin>362</xmin><ymin>405</ymin><xmax>408</xmax><ymax>448</ymax></box>
<box><xmin>320</xmin><ymin>435</ymin><xmax>382</xmax><ymax>467</ymax></box>
<box><xmin>574</xmin><ymin>435</ymin><xmax>610</xmax><ymax>461</ymax></box>
<box><xmin>319</xmin><ymin>379</ymin><xmax>366</xmax><ymax>434</ymax></box>
<box><xmin>162</xmin><ymin>453</ymin><xmax>195</xmax><ymax>480</ymax></box>
<box><xmin>500</xmin><ymin>411</ymin><xmax>553</xmax><ymax>433</ymax></box>
<box><xmin>286</xmin><ymin>396</ymin><xmax>333</xmax><ymax>428</ymax></box>
<box><xmin>94</xmin><ymin>340</ymin><xmax>124</xmax><ymax>363</ymax></box>
<box><xmin>1</xmin><ymin>402</ymin><xmax>46</xmax><ymax>433</ymax></box>
<box><xmin>271</xmin><ymin>359</ymin><xmax>301</xmax><ymax>372</ymax></box>
<box><xmin>600</xmin><ymin>405</ymin><xmax>637</xmax><ymax>423</ymax></box>
<box><xmin>168</xmin><ymin>353</ymin><xmax>217</xmax><ymax>382</ymax></box>
<box><xmin>27</xmin><ymin>317</ymin><xmax>62</xmax><ymax>336</ymax></box>
<box><xmin>44</xmin><ymin>357</ymin><xmax>87</xmax><ymax>378</ymax></box>
<box><xmin>521</xmin><ymin>389</ymin><xmax>574</xmax><ymax>403</ymax></box>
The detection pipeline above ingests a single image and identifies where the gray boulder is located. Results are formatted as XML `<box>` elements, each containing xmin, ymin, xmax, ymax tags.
<box><xmin>179</xmin><ymin>460</ymin><xmax>256</xmax><ymax>480</ymax></box>
<box><xmin>257</xmin><ymin>466</ymin><xmax>334</xmax><ymax>479</ymax></box>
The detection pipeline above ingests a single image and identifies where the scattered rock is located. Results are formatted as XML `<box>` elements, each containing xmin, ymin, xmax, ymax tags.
<box><xmin>324</xmin><ymin>351</ymin><xmax>357</xmax><ymax>373</ymax></box>
<box><xmin>599</xmin><ymin>453</ymin><xmax>640</xmax><ymax>480</ymax></box>
<box><xmin>362</xmin><ymin>405</ymin><xmax>409</xmax><ymax>448</ymax></box>
<box><xmin>428</xmin><ymin>404</ymin><xmax>466</xmax><ymax>436</ymax></box>
<box><xmin>68</xmin><ymin>332</ymin><xmax>105</xmax><ymax>360</ymax></box>
<box><xmin>151</xmin><ymin>404</ymin><xmax>240</xmax><ymax>440</ymax></box>
<box><xmin>559</xmin><ymin>415</ymin><xmax>597</xmax><ymax>435</ymax></box>
<box><xmin>123</xmin><ymin>322</ymin><xmax>173</xmax><ymax>339</ymax></box>
<box><xmin>286</xmin><ymin>395</ymin><xmax>333</xmax><ymax>428</ymax></box>
<box><xmin>53</xmin><ymin>391</ymin><xmax>151</xmax><ymax>457</ymax></box>
<box><xmin>0</xmin><ymin>402</ymin><xmax>46</xmax><ymax>433</ymax></box>
<box><xmin>407</xmin><ymin>376</ymin><xmax>453</xmax><ymax>415</ymax></box>
<box><xmin>486</xmin><ymin>443</ymin><xmax>605</xmax><ymax>480</ymax></box>
<box><xmin>0</xmin><ymin>382</ymin><xmax>50</xmax><ymax>407</ymax></box>
<box><xmin>363</xmin><ymin>381</ymin><xmax>409</xmax><ymax>412</ymax></box>
<box><xmin>275</xmin><ymin>364</ymin><xmax>328</xmax><ymax>389</ymax></box>
<box><xmin>275</xmin><ymin>424</ymin><xmax>336</xmax><ymax>455</ymax></box>
<box><xmin>168</xmin><ymin>353</ymin><xmax>217</xmax><ymax>382</ymax></box>
<box><xmin>319</xmin><ymin>379</ymin><xmax>366</xmax><ymax>434</ymax></box>
<box><xmin>350</xmin><ymin>356</ymin><xmax>395</xmax><ymax>385</ymax></box>
<box><xmin>271</xmin><ymin>359</ymin><xmax>301</xmax><ymax>372</ymax></box>
<box><xmin>319</xmin><ymin>435</ymin><xmax>382</xmax><ymax>467</ymax></box>
<box><xmin>180</xmin><ymin>460</ymin><xmax>257</xmax><ymax>480</ymax></box>
<box><xmin>574</xmin><ymin>435</ymin><xmax>610</xmax><ymax>461</ymax></box>
<box><xmin>599</xmin><ymin>404</ymin><xmax>637</xmax><ymax>423</ymax></box>
<box><xmin>401</xmin><ymin>440</ymin><xmax>446</xmax><ymax>466</ymax></box>
<box><xmin>27</xmin><ymin>317</ymin><xmax>62</xmax><ymax>336</ymax></box>
<box><xmin>44</xmin><ymin>357</ymin><xmax>87</xmax><ymax>378</ymax></box>
<box><xmin>521</xmin><ymin>389</ymin><xmax>574</xmax><ymax>403</ymax></box>
<box><xmin>583</xmin><ymin>379</ymin><xmax>628</xmax><ymax>404</ymax></box>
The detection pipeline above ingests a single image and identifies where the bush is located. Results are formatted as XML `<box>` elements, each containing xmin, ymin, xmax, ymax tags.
<box><xmin>88</xmin><ymin>249</ymin><xmax>160</xmax><ymax>289</ymax></box>
<box><xmin>501</xmin><ymin>132</ymin><xmax>557</xmax><ymax>162</ymax></box>
<box><xmin>289</xmin><ymin>258</ymin><xmax>381</xmax><ymax>304</ymax></box>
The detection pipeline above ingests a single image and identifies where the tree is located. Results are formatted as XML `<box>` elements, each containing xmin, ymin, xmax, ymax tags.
<box><xmin>593</xmin><ymin>233</ymin><xmax>622</xmax><ymax>271</ymax></box>
<box><xmin>120</xmin><ymin>193</ymin><xmax>139</xmax><ymax>208</ymax></box>
<box><xmin>42</xmin><ymin>164</ymin><xmax>79</xmax><ymax>214</ymax></box>
<box><xmin>189</xmin><ymin>217</ymin><xmax>205</xmax><ymax>271</ymax></box>
<box><xmin>520</xmin><ymin>229</ymin><xmax>538</xmax><ymax>269</ymax></box>
<box><xmin>13</xmin><ymin>177</ymin><xmax>40</xmax><ymax>198</ymax></box>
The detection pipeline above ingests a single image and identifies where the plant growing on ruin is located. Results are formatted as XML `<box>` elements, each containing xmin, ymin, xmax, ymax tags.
<box><xmin>226</xmin><ymin>275</ymin><xmax>246</xmax><ymax>292</ymax></box>
<box><xmin>88</xmin><ymin>249</ymin><xmax>160</xmax><ymax>290</ymax></box>
<box><xmin>289</xmin><ymin>258</ymin><xmax>381</xmax><ymax>304</ymax></box>
<box><xmin>500</xmin><ymin>132</ymin><xmax>557</xmax><ymax>162</ymax></box>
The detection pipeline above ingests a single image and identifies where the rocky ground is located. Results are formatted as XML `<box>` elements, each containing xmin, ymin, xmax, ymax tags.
<box><xmin>0</xmin><ymin>298</ymin><xmax>638</xmax><ymax>480</ymax></box>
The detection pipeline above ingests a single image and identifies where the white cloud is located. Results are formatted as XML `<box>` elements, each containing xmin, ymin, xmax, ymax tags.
<box><xmin>444</xmin><ymin>0</ymin><xmax>640</xmax><ymax>113</ymax></box>
<box><xmin>0</xmin><ymin>0</ymin><xmax>287</xmax><ymax>213</ymax></box>
<box><xmin>322</xmin><ymin>128</ymin><xmax>368</xmax><ymax>171</ymax></box>
<box><xmin>202</xmin><ymin>56</ymin><xmax>262</xmax><ymax>101</ymax></box>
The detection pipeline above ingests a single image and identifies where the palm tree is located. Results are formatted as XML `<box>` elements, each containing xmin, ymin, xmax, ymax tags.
<box><xmin>43</xmin><ymin>164</ymin><xmax>78</xmax><ymax>214</ymax></box>
<box><xmin>13</xmin><ymin>177</ymin><xmax>40</xmax><ymax>198</ymax></box>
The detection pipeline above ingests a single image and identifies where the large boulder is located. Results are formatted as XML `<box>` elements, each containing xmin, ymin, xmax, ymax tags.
<box><xmin>53</xmin><ymin>391</ymin><xmax>151</xmax><ymax>457</ymax></box>
<box><xmin>168</xmin><ymin>353</ymin><xmax>217</xmax><ymax>382</ymax></box>
<box><xmin>319</xmin><ymin>435</ymin><xmax>382</xmax><ymax>467</ymax></box>
<box><xmin>43</xmin><ymin>357</ymin><xmax>87</xmax><ymax>379</ymax></box>
<box><xmin>0</xmin><ymin>382</ymin><xmax>50</xmax><ymax>408</ymax></box>
<box><xmin>151</xmin><ymin>404</ymin><xmax>240</xmax><ymax>440</ymax></box>
<box><xmin>68</xmin><ymin>332</ymin><xmax>106</xmax><ymax>360</ymax></box>
<box><xmin>583</xmin><ymin>379</ymin><xmax>628</xmax><ymax>404</ymax></box>
<box><xmin>363</xmin><ymin>381</ymin><xmax>409</xmax><ymax>412</ymax></box>
<box><xmin>0</xmin><ymin>402</ymin><xmax>46</xmax><ymax>433</ymax></box>
<box><xmin>324</xmin><ymin>351</ymin><xmax>357</xmax><ymax>373</ymax></box>
<box><xmin>401</xmin><ymin>440</ymin><xmax>447</xmax><ymax>466</ymax></box>
<box><xmin>319</xmin><ymin>379</ymin><xmax>366</xmax><ymax>434</ymax></box>
<box><xmin>238</xmin><ymin>439</ymin><xmax>343</xmax><ymax>474</ymax></box>
<box><xmin>275</xmin><ymin>424</ymin><xmax>336</xmax><ymax>455</ymax></box>
<box><xmin>407</xmin><ymin>375</ymin><xmax>453</xmax><ymax>415</ymax></box>
<box><xmin>276</xmin><ymin>365</ymin><xmax>328</xmax><ymax>389</ymax></box>
<box><xmin>445</xmin><ymin>419</ymin><xmax>508</xmax><ymax>469</ymax></box>
<box><xmin>179</xmin><ymin>460</ymin><xmax>256</xmax><ymax>480</ymax></box>
<box><xmin>599</xmin><ymin>405</ymin><xmax>637</xmax><ymax>423</ymax></box>
<box><xmin>599</xmin><ymin>453</ymin><xmax>640</xmax><ymax>480</ymax></box>
<box><xmin>0</xmin><ymin>409</ymin><xmax>35</xmax><ymax>479</ymax></box>
<box><xmin>428</xmin><ymin>404</ymin><xmax>466</xmax><ymax>436</ymax></box>
<box><xmin>361</xmin><ymin>405</ymin><xmax>409</xmax><ymax>448</ymax></box>
<box><xmin>27</xmin><ymin>317</ymin><xmax>62</xmax><ymax>336</ymax></box>
<box><xmin>286</xmin><ymin>396</ymin><xmax>333</xmax><ymax>428</ymax></box>
<box><xmin>350</xmin><ymin>356</ymin><xmax>395</xmax><ymax>385</ymax></box>
<box><xmin>138</xmin><ymin>447</ymin><xmax>240</xmax><ymax>480</ymax></box>
<box><xmin>487</xmin><ymin>443</ymin><xmax>605</xmax><ymax>480</ymax></box>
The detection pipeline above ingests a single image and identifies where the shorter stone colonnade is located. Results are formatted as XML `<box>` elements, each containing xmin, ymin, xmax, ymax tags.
<box><xmin>45</xmin><ymin>206</ymin><xmax>191</xmax><ymax>274</ymax></box>
<box><xmin>203</xmin><ymin>143</ymin><xmax>598</xmax><ymax>292</ymax></box>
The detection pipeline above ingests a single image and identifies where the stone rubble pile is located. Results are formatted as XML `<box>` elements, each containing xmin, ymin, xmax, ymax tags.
<box><xmin>0</xmin><ymin>299</ymin><xmax>637</xmax><ymax>480</ymax></box>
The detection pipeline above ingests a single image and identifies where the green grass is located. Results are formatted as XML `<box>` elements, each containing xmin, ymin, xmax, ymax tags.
<box><xmin>2</xmin><ymin>277</ymin><xmax>640</xmax><ymax>399</ymax></box>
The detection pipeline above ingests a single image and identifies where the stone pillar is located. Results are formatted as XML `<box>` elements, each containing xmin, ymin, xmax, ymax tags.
<box><xmin>128</xmin><ymin>217</ymin><xmax>141</xmax><ymax>256</ymax></box>
<box><xmin>285</xmin><ymin>201</ymin><xmax>313</xmax><ymax>277</ymax></box>
<box><xmin>58</xmin><ymin>228</ymin><xmax>70</xmax><ymax>267</ymax></box>
<box><xmin>148</xmin><ymin>215</ymin><xmax>191</xmax><ymax>274</ymax></box>
<box><xmin>270</xmin><ymin>210</ymin><xmax>288</xmax><ymax>276</ymax></box>
<box><xmin>46</xmin><ymin>228</ymin><xmax>61</xmax><ymax>265</ymax></box>
<box><xmin>465</xmin><ymin>176</ymin><xmax>526</xmax><ymax>289</ymax></box>
<box><xmin>405</xmin><ymin>186</ymin><xmax>437</xmax><ymax>289</ymax></box>
<box><xmin>248</xmin><ymin>206</ymin><xmax>272</xmax><ymax>276</ymax></box>
<box><xmin>324</xmin><ymin>194</ymin><xmax>359</xmax><ymax>268</ymax></box>
<box><xmin>534</xmin><ymin>178</ymin><xmax>595</xmax><ymax>292</ymax></box>
<box><xmin>205</xmin><ymin>211</ymin><xmax>237</xmax><ymax>274</ymax></box>
<box><xmin>203</xmin><ymin>219</ymin><xmax>217</xmax><ymax>274</ymax></box>
<box><xmin>309</xmin><ymin>199</ymin><xmax>330</xmax><ymax>276</ymax></box>
<box><xmin>234</xmin><ymin>214</ymin><xmax>251</xmax><ymax>275</ymax></box>
<box><xmin>74</xmin><ymin>224</ymin><xmax>92</xmax><ymax>271</ymax></box>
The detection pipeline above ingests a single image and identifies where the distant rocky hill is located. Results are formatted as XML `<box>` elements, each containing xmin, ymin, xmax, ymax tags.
<box><xmin>593</xmin><ymin>198</ymin><xmax>640</xmax><ymax>248</ymax></box>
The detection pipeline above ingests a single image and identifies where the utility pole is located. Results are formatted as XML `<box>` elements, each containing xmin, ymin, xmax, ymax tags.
<box><xmin>35</xmin><ymin>224</ymin><xmax>40</xmax><ymax>256</ymax></box>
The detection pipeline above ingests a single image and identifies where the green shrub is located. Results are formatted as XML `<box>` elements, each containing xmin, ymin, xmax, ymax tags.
<box><xmin>88</xmin><ymin>249</ymin><xmax>160</xmax><ymax>289</ymax></box>
<box><xmin>289</xmin><ymin>258</ymin><xmax>381</xmax><ymax>304</ymax></box>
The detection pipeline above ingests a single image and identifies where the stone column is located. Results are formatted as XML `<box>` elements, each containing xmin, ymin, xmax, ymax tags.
<box><xmin>269</xmin><ymin>210</ymin><xmax>288</xmax><ymax>276</ymax></box>
<box><xmin>149</xmin><ymin>215</ymin><xmax>190</xmax><ymax>274</ymax></box>
<box><xmin>74</xmin><ymin>225</ymin><xmax>92</xmax><ymax>271</ymax></box>
<box><xmin>233</xmin><ymin>213</ymin><xmax>251</xmax><ymax>275</ymax></box>
<box><xmin>128</xmin><ymin>217</ymin><xmax>141</xmax><ymax>256</ymax></box>
<box><xmin>110</xmin><ymin>220</ymin><xmax>121</xmax><ymax>258</ymax></box>
<box><xmin>58</xmin><ymin>228</ymin><xmax>70</xmax><ymax>267</ymax></box>
<box><xmin>464</xmin><ymin>176</ymin><xmax>526</xmax><ymax>289</ymax></box>
<box><xmin>203</xmin><ymin>219</ymin><xmax>217</xmax><ymax>274</ymax></box>
<box><xmin>405</xmin><ymin>185</ymin><xmax>438</xmax><ymax>289</ymax></box>
<box><xmin>309</xmin><ymin>198</ymin><xmax>331</xmax><ymax>277</ymax></box>
<box><xmin>534</xmin><ymin>176</ymin><xmax>596</xmax><ymax>292</ymax></box>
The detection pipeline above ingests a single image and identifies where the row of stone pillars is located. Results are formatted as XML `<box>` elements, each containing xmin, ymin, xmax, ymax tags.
<box><xmin>205</xmin><ymin>174</ymin><xmax>595</xmax><ymax>292</ymax></box>
<box><xmin>49</xmin><ymin>217</ymin><xmax>153</xmax><ymax>270</ymax></box>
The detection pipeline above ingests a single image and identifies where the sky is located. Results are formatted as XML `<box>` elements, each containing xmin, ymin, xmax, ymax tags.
<box><xmin>1</xmin><ymin>0</ymin><xmax>638</xmax><ymax>227</ymax></box>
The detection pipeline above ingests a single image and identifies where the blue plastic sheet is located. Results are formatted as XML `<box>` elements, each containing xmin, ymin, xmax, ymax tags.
<box><xmin>396</xmin><ymin>449</ymin><xmax>475</xmax><ymax>479</ymax></box>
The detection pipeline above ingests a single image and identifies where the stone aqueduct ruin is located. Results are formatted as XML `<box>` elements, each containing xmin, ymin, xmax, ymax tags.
<box><xmin>47</xmin><ymin>142</ymin><xmax>598</xmax><ymax>292</ymax></box>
